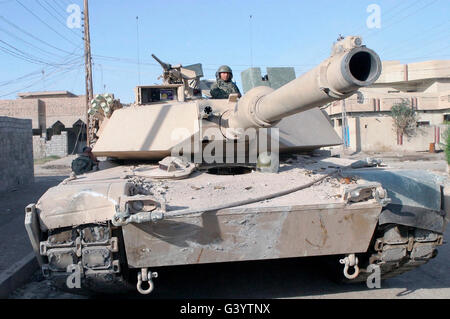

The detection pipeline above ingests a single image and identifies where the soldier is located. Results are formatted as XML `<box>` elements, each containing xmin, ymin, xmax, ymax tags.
<box><xmin>71</xmin><ymin>146</ymin><xmax>99</xmax><ymax>175</ymax></box>
<box><xmin>210</xmin><ymin>65</ymin><xmax>242</xmax><ymax>99</ymax></box>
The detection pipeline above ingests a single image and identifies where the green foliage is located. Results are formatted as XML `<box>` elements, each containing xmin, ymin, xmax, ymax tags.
<box><xmin>445</xmin><ymin>128</ymin><xmax>450</xmax><ymax>164</ymax></box>
<box><xmin>390</xmin><ymin>99</ymin><xmax>418</xmax><ymax>137</ymax></box>
<box><xmin>438</xmin><ymin>126</ymin><xmax>450</xmax><ymax>164</ymax></box>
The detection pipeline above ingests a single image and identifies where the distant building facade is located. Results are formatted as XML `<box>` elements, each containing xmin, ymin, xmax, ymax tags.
<box><xmin>0</xmin><ymin>91</ymin><xmax>87</xmax><ymax>158</ymax></box>
<box><xmin>326</xmin><ymin>60</ymin><xmax>450</xmax><ymax>152</ymax></box>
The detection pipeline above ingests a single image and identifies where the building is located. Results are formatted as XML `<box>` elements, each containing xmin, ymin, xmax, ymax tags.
<box><xmin>0</xmin><ymin>91</ymin><xmax>88</xmax><ymax>159</ymax></box>
<box><xmin>326</xmin><ymin>60</ymin><xmax>450</xmax><ymax>152</ymax></box>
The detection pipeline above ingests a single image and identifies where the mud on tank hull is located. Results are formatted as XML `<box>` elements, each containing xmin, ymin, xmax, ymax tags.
<box><xmin>24</xmin><ymin>157</ymin><xmax>448</xmax><ymax>295</ymax></box>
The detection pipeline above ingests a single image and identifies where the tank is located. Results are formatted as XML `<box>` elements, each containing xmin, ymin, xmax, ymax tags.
<box><xmin>24</xmin><ymin>36</ymin><xmax>449</xmax><ymax>295</ymax></box>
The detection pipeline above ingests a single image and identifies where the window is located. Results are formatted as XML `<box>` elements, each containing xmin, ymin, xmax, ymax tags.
<box><xmin>417</xmin><ymin>121</ymin><xmax>430</xmax><ymax>127</ymax></box>
<box><xmin>444</xmin><ymin>114</ymin><xmax>450</xmax><ymax>122</ymax></box>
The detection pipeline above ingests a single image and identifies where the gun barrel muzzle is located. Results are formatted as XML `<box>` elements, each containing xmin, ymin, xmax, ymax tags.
<box><xmin>226</xmin><ymin>41</ymin><xmax>382</xmax><ymax>131</ymax></box>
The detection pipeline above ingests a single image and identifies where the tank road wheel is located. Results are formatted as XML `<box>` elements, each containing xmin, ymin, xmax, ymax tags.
<box><xmin>39</xmin><ymin>223</ymin><xmax>134</xmax><ymax>296</ymax></box>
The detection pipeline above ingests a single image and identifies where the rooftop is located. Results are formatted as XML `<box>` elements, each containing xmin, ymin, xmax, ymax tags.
<box><xmin>17</xmin><ymin>91</ymin><xmax>78</xmax><ymax>99</ymax></box>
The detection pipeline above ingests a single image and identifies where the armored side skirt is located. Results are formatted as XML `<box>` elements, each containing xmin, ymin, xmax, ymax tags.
<box><xmin>122</xmin><ymin>202</ymin><xmax>382</xmax><ymax>268</ymax></box>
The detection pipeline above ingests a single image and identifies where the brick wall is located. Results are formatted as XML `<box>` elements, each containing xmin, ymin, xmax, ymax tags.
<box><xmin>33</xmin><ymin>131</ymin><xmax>68</xmax><ymax>159</ymax></box>
<box><xmin>0</xmin><ymin>96</ymin><xmax>86</xmax><ymax>130</ymax></box>
<box><xmin>0</xmin><ymin>117</ymin><xmax>34</xmax><ymax>192</ymax></box>
<box><xmin>0</xmin><ymin>99</ymin><xmax>41</xmax><ymax>129</ymax></box>
<box><xmin>41</xmin><ymin>96</ymin><xmax>86</xmax><ymax>128</ymax></box>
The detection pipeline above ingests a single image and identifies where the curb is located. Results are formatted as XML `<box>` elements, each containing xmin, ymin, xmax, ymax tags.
<box><xmin>0</xmin><ymin>252</ymin><xmax>39</xmax><ymax>298</ymax></box>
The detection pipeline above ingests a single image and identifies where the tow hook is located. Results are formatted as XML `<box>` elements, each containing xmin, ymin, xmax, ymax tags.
<box><xmin>339</xmin><ymin>254</ymin><xmax>360</xmax><ymax>280</ymax></box>
<box><xmin>137</xmin><ymin>268</ymin><xmax>158</xmax><ymax>295</ymax></box>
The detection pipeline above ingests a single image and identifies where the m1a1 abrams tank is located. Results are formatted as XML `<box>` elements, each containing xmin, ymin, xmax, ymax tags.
<box><xmin>24</xmin><ymin>36</ymin><xmax>448</xmax><ymax>295</ymax></box>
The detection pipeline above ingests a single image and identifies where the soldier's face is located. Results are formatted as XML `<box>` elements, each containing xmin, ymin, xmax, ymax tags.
<box><xmin>220</xmin><ymin>72</ymin><xmax>231</xmax><ymax>81</ymax></box>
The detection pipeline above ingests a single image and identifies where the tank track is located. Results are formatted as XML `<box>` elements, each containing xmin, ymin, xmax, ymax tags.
<box><xmin>39</xmin><ymin>223</ymin><xmax>134</xmax><ymax>295</ymax></box>
<box><xmin>348</xmin><ymin>224</ymin><xmax>444</xmax><ymax>283</ymax></box>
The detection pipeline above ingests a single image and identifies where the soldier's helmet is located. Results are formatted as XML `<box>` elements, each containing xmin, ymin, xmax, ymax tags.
<box><xmin>216</xmin><ymin>65</ymin><xmax>233</xmax><ymax>80</ymax></box>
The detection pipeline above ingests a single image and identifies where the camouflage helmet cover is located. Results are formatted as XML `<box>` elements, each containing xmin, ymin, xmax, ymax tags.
<box><xmin>216</xmin><ymin>65</ymin><xmax>233</xmax><ymax>80</ymax></box>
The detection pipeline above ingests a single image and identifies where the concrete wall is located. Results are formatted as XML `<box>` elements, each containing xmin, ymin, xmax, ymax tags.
<box><xmin>377</xmin><ymin>60</ymin><xmax>450</xmax><ymax>84</ymax></box>
<box><xmin>0</xmin><ymin>117</ymin><xmax>34</xmax><ymax>192</ymax></box>
<box><xmin>333</xmin><ymin>115</ymin><xmax>448</xmax><ymax>152</ymax></box>
<box><xmin>33</xmin><ymin>131</ymin><xmax>68</xmax><ymax>159</ymax></box>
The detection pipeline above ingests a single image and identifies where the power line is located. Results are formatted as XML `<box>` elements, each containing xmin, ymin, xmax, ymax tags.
<box><xmin>356</xmin><ymin>0</ymin><xmax>425</xmax><ymax>38</ymax></box>
<box><xmin>0</xmin><ymin>40</ymin><xmax>54</xmax><ymax>65</ymax></box>
<box><xmin>0</xmin><ymin>70</ymin><xmax>42</xmax><ymax>87</ymax></box>
<box><xmin>349</xmin><ymin>0</ymin><xmax>419</xmax><ymax>36</ymax></box>
<box><xmin>44</xmin><ymin>0</ymin><xmax>68</xmax><ymax>20</ymax></box>
<box><xmin>379</xmin><ymin>19</ymin><xmax>450</xmax><ymax>57</ymax></box>
<box><xmin>60</xmin><ymin>0</ymin><xmax>75</xmax><ymax>8</ymax></box>
<box><xmin>93</xmin><ymin>53</ymin><xmax>316</xmax><ymax>70</ymax></box>
<box><xmin>0</xmin><ymin>38</ymin><xmax>82</xmax><ymax>66</ymax></box>
<box><xmin>0</xmin><ymin>16</ymin><xmax>82</xmax><ymax>56</ymax></box>
<box><xmin>15</xmin><ymin>0</ymin><xmax>79</xmax><ymax>46</ymax></box>
<box><xmin>0</xmin><ymin>43</ymin><xmax>84</xmax><ymax>88</ymax></box>
<box><xmin>0</xmin><ymin>26</ymin><xmax>66</xmax><ymax>60</ymax></box>
<box><xmin>36</xmin><ymin>0</ymin><xmax>82</xmax><ymax>39</ymax></box>
<box><xmin>365</xmin><ymin>0</ymin><xmax>439</xmax><ymax>40</ymax></box>
<box><xmin>0</xmin><ymin>63</ymin><xmax>83</xmax><ymax>97</ymax></box>
<box><xmin>0</xmin><ymin>55</ymin><xmax>83</xmax><ymax>89</ymax></box>
<box><xmin>51</xmin><ymin>0</ymin><xmax>68</xmax><ymax>13</ymax></box>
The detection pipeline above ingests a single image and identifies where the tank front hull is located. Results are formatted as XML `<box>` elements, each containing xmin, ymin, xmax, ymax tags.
<box><xmin>122</xmin><ymin>202</ymin><xmax>382</xmax><ymax>268</ymax></box>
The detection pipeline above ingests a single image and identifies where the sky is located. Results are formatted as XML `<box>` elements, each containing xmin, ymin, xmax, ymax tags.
<box><xmin>0</xmin><ymin>0</ymin><xmax>449</xmax><ymax>103</ymax></box>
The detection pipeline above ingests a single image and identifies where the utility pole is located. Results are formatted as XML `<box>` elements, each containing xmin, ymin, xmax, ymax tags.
<box><xmin>83</xmin><ymin>0</ymin><xmax>93</xmax><ymax>146</ymax></box>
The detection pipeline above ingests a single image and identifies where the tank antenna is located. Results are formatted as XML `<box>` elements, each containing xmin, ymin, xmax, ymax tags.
<box><xmin>249</xmin><ymin>14</ymin><xmax>253</xmax><ymax>67</ymax></box>
<box><xmin>136</xmin><ymin>16</ymin><xmax>141</xmax><ymax>85</ymax></box>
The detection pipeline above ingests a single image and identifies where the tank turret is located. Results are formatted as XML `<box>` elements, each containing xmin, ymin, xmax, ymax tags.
<box><xmin>92</xmin><ymin>36</ymin><xmax>381</xmax><ymax>160</ymax></box>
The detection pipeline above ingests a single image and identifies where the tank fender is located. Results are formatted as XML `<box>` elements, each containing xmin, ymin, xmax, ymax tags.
<box><xmin>342</xmin><ymin>169</ymin><xmax>447</xmax><ymax>233</ymax></box>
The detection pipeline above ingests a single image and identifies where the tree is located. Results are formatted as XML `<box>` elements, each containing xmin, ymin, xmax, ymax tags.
<box><xmin>442</xmin><ymin>127</ymin><xmax>450</xmax><ymax>164</ymax></box>
<box><xmin>390</xmin><ymin>99</ymin><xmax>418</xmax><ymax>138</ymax></box>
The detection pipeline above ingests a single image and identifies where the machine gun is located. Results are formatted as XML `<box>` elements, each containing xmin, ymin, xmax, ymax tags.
<box><xmin>151</xmin><ymin>54</ymin><xmax>203</xmax><ymax>88</ymax></box>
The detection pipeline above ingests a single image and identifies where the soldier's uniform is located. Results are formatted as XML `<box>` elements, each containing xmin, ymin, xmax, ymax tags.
<box><xmin>71</xmin><ymin>147</ymin><xmax>99</xmax><ymax>175</ymax></box>
<box><xmin>71</xmin><ymin>155</ymin><xmax>95</xmax><ymax>175</ymax></box>
<box><xmin>210</xmin><ymin>65</ymin><xmax>241</xmax><ymax>99</ymax></box>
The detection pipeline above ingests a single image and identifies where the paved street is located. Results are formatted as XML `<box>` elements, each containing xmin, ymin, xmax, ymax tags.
<box><xmin>0</xmin><ymin>175</ymin><xmax>68</xmax><ymax>275</ymax></box>
<box><xmin>8</xmin><ymin>225</ymin><xmax>450</xmax><ymax>299</ymax></box>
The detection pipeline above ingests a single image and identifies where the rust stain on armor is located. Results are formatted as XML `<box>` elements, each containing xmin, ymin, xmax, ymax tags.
<box><xmin>196</xmin><ymin>248</ymin><xmax>204</xmax><ymax>263</ymax></box>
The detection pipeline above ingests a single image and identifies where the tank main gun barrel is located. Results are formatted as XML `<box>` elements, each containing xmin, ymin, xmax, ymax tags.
<box><xmin>224</xmin><ymin>36</ymin><xmax>382</xmax><ymax>132</ymax></box>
